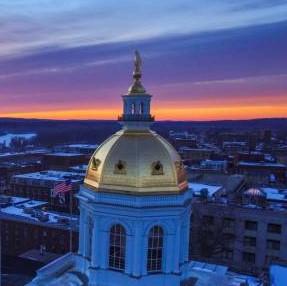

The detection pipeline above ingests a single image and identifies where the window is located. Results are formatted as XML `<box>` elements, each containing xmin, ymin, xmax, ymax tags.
<box><xmin>267</xmin><ymin>223</ymin><xmax>281</xmax><ymax>234</ymax></box>
<box><xmin>223</xmin><ymin>217</ymin><xmax>235</xmax><ymax>228</ymax></box>
<box><xmin>222</xmin><ymin>249</ymin><xmax>233</xmax><ymax>260</ymax></box>
<box><xmin>243</xmin><ymin>236</ymin><xmax>256</xmax><ymax>247</ymax></box>
<box><xmin>203</xmin><ymin>215</ymin><xmax>214</xmax><ymax>225</ymax></box>
<box><xmin>109</xmin><ymin>224</ymin><xmax>126</xmax><ymax>271</ymax></box>
<box><xmin>242</xmin><ymin>252</ymin><xmax>256</xmax><ymax>264</ymax></box>
<box><xmin>267</xmin><ymin>240</ymin><xmax>280</xmax><ymax>251</ymax></box>
<box><xmin>245</xmin><ymin>220</ymin><xmax>257</xmax><ymax>231</ymax></box>
<box><xmin>151</xmin><ymin>161</ymin><xmax>164</xmax><ymax>175</ymax></box>
<box><xmin>147</xmin><ymin>226</ymin><xmax>164</xmax><ymax>273</ymax></box>
<box><xmin>131</xmin><ymin>103</ymin><xmax>136</xmax><ymax>114</ymax></box>
<box><xmin>114</xmin><ymin>160</ymin><xmax>127</xmax><ymax>175</ymax></box>
<box><xmin>139</xmin><ymin>102</ymin><xmax>144</xmax><ymax>114</ymax></box>
<box><xmin>223</xmin><ymin>233</ymin><xmax>234</xmax><ymax>248</ymax></box>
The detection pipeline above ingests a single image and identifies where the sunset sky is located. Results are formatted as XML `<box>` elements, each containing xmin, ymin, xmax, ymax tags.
<box><xmin>0</xmin><ymin>0</ymin><xmax>287</xmax><ymax>121</ymax></box>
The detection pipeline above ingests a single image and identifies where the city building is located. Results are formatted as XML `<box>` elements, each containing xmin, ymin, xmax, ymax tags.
<box><xmin>0</xmin><ymin>195</ymin><xmax>79</xmax><ymax>257</ymax></box>
<box><xmin>179</xmin><ymin>147</ymin><xmax>214</xmax><ymax>165</ymax></box>
<box><xmin>26</xmin><ymin>52</ymin><xmax>256</xmax><ymax>286</ymax></box>
<box><xmin>42</xmin><ymin>152</ymin><xmax>88</xmax><ymax>170</ymax></box>
<box><xmin>8</xmin><ymin>170</ymin><xmax>83</xmax><ymax>213</ymax></box>
<box><xmin>191</xmin><ymin>186</ymin><xmax>287</xmax><ymax>275</ymax></box>
<box><xmin>54</xmin><ymin>144</ymin><xmax>98</xmax><ymax>156</ymax></box>
<box><xmin>237</xmin><ymin>161</ymin><xmax>286</xmax><ymax>185</ymax></box>
<box><xmin>169</xmin><ymin>131</ymin><xmax>198</xmax><ymax>150</ymax></box>
<box><xmin>0</xmin><ymin>161</ymin><xmax>42</xmax><ymax>194</ymax></box>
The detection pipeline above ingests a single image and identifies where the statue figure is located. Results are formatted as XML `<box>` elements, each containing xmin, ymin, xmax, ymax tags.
<box><xmin>128</xmin><ymin>50</ymin><xmax>146</xmax><ymax>94</ymax></box>
<box><xmin>134</xmin><ymin>50</ymin><xmax>142</xmax><ymax>76</ymax></box>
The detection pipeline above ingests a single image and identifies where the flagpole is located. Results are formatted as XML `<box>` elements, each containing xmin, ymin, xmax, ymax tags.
<box><xmin>0</xmin><ymin>204</ymin><xmax>2</xmax><ymax>286</ymax></box>
<box><xmin>69</xmin><ymin>188</ymin><xmax>72</xmax><ymax>253</ymax></box>
<box><xmin>0</xmin><ymin>201</ymin><xmax>2</xmax><ymax>286</ymax></box>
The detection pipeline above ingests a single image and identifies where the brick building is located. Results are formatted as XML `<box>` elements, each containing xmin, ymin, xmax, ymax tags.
<box><xmin>191</xmin><ymin>186</ymin><xmax>287</xmax><ymax>275</ymax></box>
<box><xmin>9</xmin><ymin>171</ymin><xmax>84</xmax><ymax>213</ymax></box>
<box><xmin>0</xmin><ymin>196</ymin><xmax>79</xmax><ymax>257</ymax></box>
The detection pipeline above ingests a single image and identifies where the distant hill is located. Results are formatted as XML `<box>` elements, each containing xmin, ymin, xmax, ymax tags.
<box><xmin>0</xmin><ymin>117</ymin><xmax>286</xmax><ymax>146</ymax></box>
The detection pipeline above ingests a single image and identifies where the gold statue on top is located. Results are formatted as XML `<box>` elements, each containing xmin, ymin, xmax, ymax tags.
<box><xmin>134</xmin><ymin>50</ymin><xmax>142</xmax><ymax>76</ymax></box>
<box><xmin>128</xmin><ymin>50</ymin><xmax>146</xmax><ymax>94</ymax></box>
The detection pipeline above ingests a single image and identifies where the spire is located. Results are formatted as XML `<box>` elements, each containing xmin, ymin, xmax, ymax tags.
<box><xmin>128</xmin><ymin>50</ymin><xmax>146</xmax><ymax>94</ymax></box>
<box><xmin>118</xmin><ymin>51</ymin><xmax>154</xmax><ymax>129</ymax></box>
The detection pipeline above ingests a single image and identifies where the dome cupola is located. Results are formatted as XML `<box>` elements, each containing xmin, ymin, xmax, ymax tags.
<box><xmin>84</xmin><ymin>51</ymin><xmax>188</xmax><ymax>194</ymax></box>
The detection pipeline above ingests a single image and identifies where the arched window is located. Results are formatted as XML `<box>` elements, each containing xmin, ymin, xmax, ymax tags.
<box><xmin>147</xmin><ymin>226</ymin><xmax>163</xmax><ymax>273</ymax></box>
<box><xmin>131</xmin><ymin>103</ymin><xmax>136</xmax><ymax>114</ymax></box>
<box><xmin>139</xmin><ymin>102</ymin><xmax>144</xmax><ymax>114</ymax></box>
<box><xmin>109</xmin><ymin>224</ymin><xmax>126</xmax><ymax>271</ymax></box>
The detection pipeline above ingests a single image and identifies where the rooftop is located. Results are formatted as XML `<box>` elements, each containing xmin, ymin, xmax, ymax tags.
<box><xmin>44</xmin><ymin>152</ymin><xmax>84</xmax><ymax>157</ymax></box>
<box><xmin>13</xmin><ymin>170</ymin><xmax>83</xmax><ymax>183</ymax></box>
<box><xmin>183</xmin><ymin>261</ymin><xmax>261</xmax><ymax>286</ymax></box>
<box><xmin>0</xmin><ymin>196</ymin><xmax>79</xmax><ymax>230</ymax></box>
<box><xmin>238</xmin><ymin>161</ymin><xmax>286</xmax><ymax>168</ymax></box>
<box><xmin>0</xmin><ymin>148</ymin><xmax>48</xmax><ymax>158</ymax></box>
<box><xmin>262</xmin><ymin>187</ymin><xmax>287</xmax><ymax>203</ymax></box>
<box><xmin>270</xmin><ymin>264</ymin><xmax>287</xmax><ymax>286</ymax></box>
<box><xmin>19</xmin><ymin>249</ymin><xmax>62</xmax><ymax>264</ymax></box>
<box><xmin>64</xmin><ymin>144</ymin><xmax>98</xmax><ymax>149</ymax></box>
<box><xmin>188</xmin><ymin>182</ymin><xmax>223</xmax><ymax>197</ymax></box>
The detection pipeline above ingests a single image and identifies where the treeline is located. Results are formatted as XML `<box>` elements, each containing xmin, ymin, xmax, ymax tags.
<box><xmin>0</xmin><ymin>118</ymin><xmax>286</xmax><ymax>147</ymax></box>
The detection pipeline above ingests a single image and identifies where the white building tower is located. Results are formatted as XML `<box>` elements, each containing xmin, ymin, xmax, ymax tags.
<box><xmin>27</xmin><ymin>51</ymin><xmax>193</xmax><ymax>286</ymax></box>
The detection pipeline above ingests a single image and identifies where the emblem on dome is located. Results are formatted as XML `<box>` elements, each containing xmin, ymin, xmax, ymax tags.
<box><xmin>151</xmin><ymin>161</ymin><xmax>164</xmax><ymax>175</ymax></box>
<box><xmin>114</xmin><ymin>160</ymin><xmax>127</xmax><ymax>175</ymax></box>
<box><xmin>91</xmin><ymin>158</ymin><xmax>101</xmax><ymax>171</ymax></box>
<box><xmin>175</xmin><ymin>161</ymin><xmax>184</xmax><ymax>170</ymax></box>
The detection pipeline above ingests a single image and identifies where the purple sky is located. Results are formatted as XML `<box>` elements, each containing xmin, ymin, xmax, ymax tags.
<box><xmin>0</xmin><ymin>1</ymin><xmax>287</xmax><ymax>120</ymax></box>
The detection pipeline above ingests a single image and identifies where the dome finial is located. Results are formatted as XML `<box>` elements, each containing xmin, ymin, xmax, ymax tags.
<box><xmin>128</xmin><ymin>50</ymin><xmax>146</xmax><ymax>94</ymax></box>
<box><xmin>133</xmin><ymin>50</ymin><xmax>142</xmax><ymax>79</ymax></box>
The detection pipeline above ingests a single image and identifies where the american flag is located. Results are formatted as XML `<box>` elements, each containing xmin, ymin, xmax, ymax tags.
<box><xmin>51</xmin><ymin>179</ymin><xmax>72</xmax><ymax>198</ymax></box>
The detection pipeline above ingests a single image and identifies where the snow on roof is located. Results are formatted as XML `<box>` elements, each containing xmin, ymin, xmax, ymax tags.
<box><xmin>1</xmin><ymin>197</ymin><xmax>78</xmax><ymax>230</ymax></box>
<box><xmin>69</xmin><ymin>165</ymin><xmax>88</xmax><ymax>171</ymax></box>
<box><xmin>188</xmin><ymin>183</ymin><xmax>222</xmax><ymax>197</ymax></box>
<box><xmin>226</xmin><ymin>271</ymin><xmax>262</xmax><ymax>286</ymax></box>
<box><xmin>184</xmin><ymin>261</ymin><xmax>261</xmax><ymax>286</ymax></box>
<box><xmin>45</xmin><ymin>152</ymin><xmax>83</xmax><ymax>157</ymax></box>
<box><xmin>65</xmin><ymin>144</ymin><xmax>98</xmax><ymax>148</ymax></box>
<box><xmin>13</xmin><ymin>170</ymin><xmax>83</xmax><ymax>182</ymax></box>
<box><xmin>179</xmin><ymin>147</ymin><xmax>213</xmax><ymax>152</ymax></box>
<box><xmin>223</xmin><ymin>141</ymin><xmax>247</xmax><ymax>146</ymax></box>
<box><xmin>238</xmin><ymin>161</ymin><xmax>286</xmax><ymax>168</ymax></box>
<box><xmin>188</xmin><ymin>261</ymin><xmax>227</xmax><ymax>274</ymax></box>
<box><xmin>0</xmin><ymin>149</ymin><xmax>48</xmax><ymax>158</ymax></box>
<box><xmin>262</xmin><ymin>188</ymin><xmax>287</xmax><ymax>202</ymax></box>
<box><xmin>270</xmin><ymin>264</ymin><xmax>287</xmax><ymax>286</ymax></box>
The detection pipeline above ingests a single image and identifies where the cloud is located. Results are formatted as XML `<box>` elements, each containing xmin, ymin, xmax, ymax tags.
<box><xmin>0</xmin><ymin>0</ymin><xmax>287</xmax><ymax>58</ymax></box>
<box><xmin>191</xmin><ymin>74</ymin><xmax>287</xmax><ymax>86</ymax></box>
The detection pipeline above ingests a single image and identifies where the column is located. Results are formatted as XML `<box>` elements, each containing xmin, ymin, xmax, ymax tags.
<box><xmin>83</xmin><ymin>215</ymin><xmax>91</xmax><ymax>258</ymax></box>
<box><xmin>132</xmin><ymin>223</ymin><xmax>142</xmax><ymax>277</ymax></box>
<box><xmin>184</xmin><ymin>213</ymin><xmax>191</xmax><ymax>263</ymax></box>
<box><xmin>78</xmin><ymin>208</ymin><xmax>86</xmax><ymax>255</ymax></box>
<box><xmin>91</xmin><ymin>217</ymin><xmax>100</xmax><ymax>268</ymax></box>
<box><xmin>165</xmin><ymin>234</ymin><xmax>174</xmax><ymax>273</ymax></box>
<box><xmin>100</xmin><ymin>229</ymin><xmax>109</xmax><ymax>269</ymax></box>
<box><xmin>173</xmin><ymin>224</ymin><xmax>181</xmax><ymax>273</ymax></box>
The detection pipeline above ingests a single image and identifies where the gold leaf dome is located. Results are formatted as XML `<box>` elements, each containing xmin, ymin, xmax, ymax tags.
<box><xmin>84</xmin><ymin>129</ymin><xmax>188</xmax><ymax>194</ymax></box>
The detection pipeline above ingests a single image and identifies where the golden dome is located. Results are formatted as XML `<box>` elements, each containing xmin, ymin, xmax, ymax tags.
<box><xmin>84</xmin><ymin>129</ymin><xmax>188</xmax><ymax>194</ymax></box>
